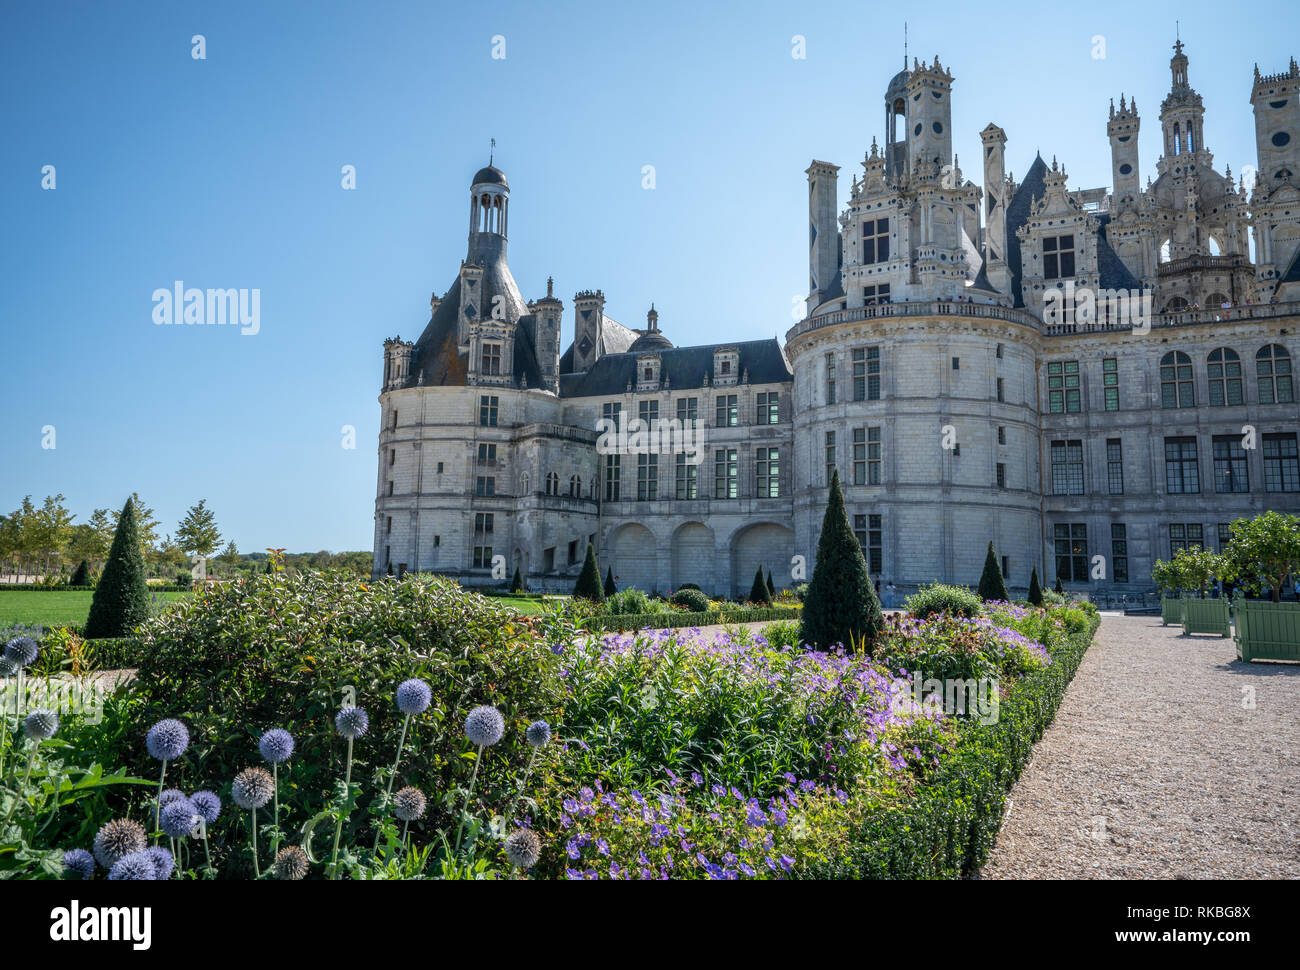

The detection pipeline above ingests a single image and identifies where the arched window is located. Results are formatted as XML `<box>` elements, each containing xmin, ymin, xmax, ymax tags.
<box><xmin>1159</xmin><ymin>239</ymin><xmax>1172</xmax><ymax>264</ymax></box>
<box><xmin>1257</xmin><ymin>344</ymin><xmax>1294</xmax><ymax>404</ymax></box>
<box><xmin>1207</xmin><ymin>349</ymin><xmax>1242</xmax><ymax>406</ymax></box>
<box><xmin>1174</xmin><ymin>122</ymin><xmax>1182</xmax><ymax>154</ymax></box>
<box><xmin>545</xmin><ymin>472</ymin><xmax>559</xmax><ymax>496</ymax></box>
<box><xmin>1164</xmin><ymin>296</ymin><xmax>1190</xmax><ymax>313</ymax></box>
<box><xmin>569</xmin><ymin>474</ymin><xmax>581</xmax><ymax>497</ymax></box>
<box><xmin>1206</xmin><ymin>292</ymin><xmax>1230</xmax><ymax>308</ymax></box>
<box><xmin>1160</xmin><ymin>351</ymin><xmax>1195</xmax><ymax>408</ymax></box>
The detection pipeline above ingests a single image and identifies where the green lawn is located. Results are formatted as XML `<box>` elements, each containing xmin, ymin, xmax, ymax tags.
<box><xmin>491</xmin><ymin>595</ymin><xmax>556</xmax><ymax>616</ymax></box>
<box><xmin>0</xmin><ymin>590</ymin><xmax>191</xmax><ymax>628</ymax></box>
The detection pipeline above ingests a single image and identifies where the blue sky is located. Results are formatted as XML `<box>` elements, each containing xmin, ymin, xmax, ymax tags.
<box><xmin>2</xmin><ymin>0</ymin><xmax>1294</xmax><ymax>553</ymax></box>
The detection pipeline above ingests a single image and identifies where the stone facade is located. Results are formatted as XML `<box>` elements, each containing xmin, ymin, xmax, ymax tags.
<box><xmin>377</xmin><ymin>44</ymin><xmax>1300</xmax><ymax>598</ymax></box>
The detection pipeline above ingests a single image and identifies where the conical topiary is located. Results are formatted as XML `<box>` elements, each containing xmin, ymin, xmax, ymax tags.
<box><xmin>70</xmin><ymin>559</ymin><xmax>91</xmax><ymax>587</ymax></box>
<box><xmin>603</xmin><ymin>566</ymin><xmax>616</xmax><ymax>598</ymax></box>
<box><xmin>799</xmin><ymin>470</ymin><xmax>884</xmax><ymax>651</ymax></box>
<box><xmin>766</xmin><ymin>569</ymin><xmax>776</xmax><ymax>599</ymax></box>
<box><xmin>1054</xmin><ymin>575</ymin><xmax>1065</xmax><ymax>596</ymax></box>
<box><xmin>977</xmin><ymin>541</ymin><xmax>1009</xmax><ymax>602</ymax></box>
<box><xmin>510</xmin><ymin>564</ymin><xmax>523</xmax><ymax>593</ymax></box>
<box><xmin>1028</xmin><ymin>566</ymin><xmax>1044</xmax><ymax>606</ymax></box>
<box><xmin>573</xmin><ymin>542</ymin><xmax>605</xmax><ymax>603</ymax></box>
<box><xmin>83</xmin><ymin>498</ymin><xmax>150</xmax><ymax>639</ymax></box>
<box><xmin>749</xmin><ymin>564</ymin><xmax>771</xmax><ymax>605</ymax></box>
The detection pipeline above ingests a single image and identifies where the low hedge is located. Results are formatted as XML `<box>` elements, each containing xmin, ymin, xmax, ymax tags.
<box><xmin>799</xmin><ymin>609</ymin><xmax>1100</xmax><ymax>878</ymax></box>
<box><xmin>588</xmin><ymin>604</ymin><xmax>802</xmax><ymax>633</ymax></box>
<box><xmin>0</xmin><ymin>583</ymin><xmax>192</xmax><ymax>592</ymax></box>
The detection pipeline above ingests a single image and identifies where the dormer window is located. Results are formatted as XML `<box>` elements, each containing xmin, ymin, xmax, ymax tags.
<box><xmin>720</xmin><ymin>360</ymin><xmax>730</xmax><ymax>375</ymax></box>
<box><xmin>636</xmin><ymin>354</ymin><xmax>662</xmax><ymax>391</ymax></box>
<box><xmin>1043</xmin><ymin>235</ymin><xmax>1075</xmax><ymax>280</ymax></box>
<box><xmin>713</xmin><ymin>348</ymin><xmax>740</xmax><ymax>386</ymax></box>
<box><xmin>481</xmin><ymin>342</ymin><xmax>502</xmax><ymax>376</ymax></box>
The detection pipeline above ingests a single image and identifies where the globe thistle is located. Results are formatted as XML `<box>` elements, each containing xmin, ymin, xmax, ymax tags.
<box><xmin>273</xmin><ymin>845</ymin><xmax>309</xmax><ymax>881</ymax></box>
<box><xmin>396</xmin><ymin>678</ymin><xmax>432</xmax><ymax>716</ymax></box>
<box><xmin>145</xmin><ymin>718</ymin><xmax>190</xmax><ymax>762</ymax></box>
<box><xmin>231</xmin><ymin>767</ymin><xmax>275</xmax><ymax>810</ymax></box>
<box><xmin>392</xmin><ymin>786</ymin><xmax>427</xmax><ymax>822</ymax></box>
<box><xmin>503</xmin><ymin>828</ymin><xmax>542</xmax><ymax>870</ymax></box>
<box><xmin>4</xmin><ymin>635</ymin><xmax>38</xmax><ymax>667</ymax></box>
<box><xmin>158</xmin><ymin>788</ymin><xmax>188</xmax><ymax>808</ymax></box>
<box><xmin>93</xmin><ymin>817</ymin><xmax>147</xmax><ymax>869</ymax></box>
<box><xmin>0</xmin><ymin>656</ymin><xmax>18</xmax><ymax>678</ymax></box>
<box><xmin>464</xmin><ymin>705</ymin><xmax>505</xmax><ymax>747</ymax></box>
<box><xmin>62</xmin><ymin>848</ymin><xmax>95</xmax><ymax>880</ymax></box>
<box><xmin>334</xmin><ymin>705</ymin><xmax>369</xmax><ymax>740</ymax></box>
<box><xmin>146</xmin><ymin>846</ymin><xmax>175</xmax><ymax>880</ymax></box>
<box><xmin>159</xmin><ymin>798</ymin><xmax>199</xmax><ymax>839</ymax></box>
<box><xmin>22</xmin><ymin>708</ymin><xmax>59</xmax><ymax>741</ymax></box>
<box><xmin>108</xmin><ymin>850</ymin><xmax>157</xmax><ymax>881</ymax></box>
<box><xmin>525</xmin><ymin>720</ymin><xmax>552</xmax><ymax>748</ymax></box>
<box><xmin>191</xmin><ymin>790</ymin><xmax>222</xmax><ymax>824</ymax></box>
<box><xmin>258</xmin><ymin>727</ymin><xmax>295</xmax><ymax>764</ymax></box>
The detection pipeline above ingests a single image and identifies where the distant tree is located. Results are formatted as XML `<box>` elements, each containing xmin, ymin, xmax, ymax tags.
<box><xmin>1053</xmin><ymin>575</ymin><xmax>1065</xmax><ymax>596</ymax></box>
<box><xmin>1028</xmin><ymin>566</ymin><xmax>1044</xmax><ymax>606</ymax></box>
<box><xmin>573</xmin><ymin>542</ymin><xmax>605</xmax><ymax>602</ymax></box>
<box><xmin>766</xmin><ymin>569</ymin><xmax>776</xmax><ymax>599</ymax></box>
<box><xmin>218</xmin><ymin>540</ymin><xmax>241</xmax><ymax>578</ymax></box>
<box><xmin>603</xmin><ymin>566</ymin><xmax>616</xmax><ymax>598</ymax></box>
<box><xmin>84</xmin><ymin>497</ymin><xmax>150</xmax><ymax>639</ymax></box>
<box><xmin>177</xmin><ymin>499</ymin><xmax>222</xmax><ymax>564</ymax></box>
<box><xmin>977</xmin><ymin>541</ymin><xmax>1009</xmax><ymax>602</ymax></box>
<box><xmin>799</xmin><ymin>470</ymin><xmax>883</xmax><ymax>651</ymax></box>
<box><xmin>510</xmin><ymin>564</ymin><xmax>524</xmax><ymax>593</ymax></box>
<box><xmin>70</xmin><ymin>559</ymin><xmax>92</xmax><ymax>587</ymax></box>
<box><xmin>749</xmin><ymin>564</ymin><xmax>771</xmax><ymax>605</ymax></box>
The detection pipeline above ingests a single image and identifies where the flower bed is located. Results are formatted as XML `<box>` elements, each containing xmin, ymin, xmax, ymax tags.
<box><xmin>585</xmin><ymin>604</ymin><xmax>802</xmax><ymax>633</ymax></box>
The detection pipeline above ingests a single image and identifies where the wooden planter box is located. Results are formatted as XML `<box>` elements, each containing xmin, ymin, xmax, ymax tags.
<box><xmin>1233</xmin><ymin>598</ymin><xmax>1300</xmax><ymax>662</ymax></box>
<box><xmin>1160</xmin><ymin>595</ymin><xmax>1182</xmax><ymax>626</ymax></box>
<box><xmin>1180</xmin><ymin>597</ymin><xmax>1230</xmax><ymax>637</ymax></box>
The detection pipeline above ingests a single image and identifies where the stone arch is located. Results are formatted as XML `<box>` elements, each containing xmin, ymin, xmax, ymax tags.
<box><xmin>728</xmin><ymin>522</ymin><xmax>795</xmax><ymax>598</ymax></box>
<box><xmin>609</xmin><ymin>523</ymin><xmax>657</xmax><ymax>593</ymax></box>
<box><xmin>671</xmin><ymin>522</ymin><xmax>714</xmax><ymax>592</ymax></box>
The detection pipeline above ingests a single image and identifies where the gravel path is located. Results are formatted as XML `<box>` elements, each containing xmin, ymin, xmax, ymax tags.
<box><xmin>983</xmin><ymin>613</ymin><xmax>1300</xmax><ymax>879</ymax></box>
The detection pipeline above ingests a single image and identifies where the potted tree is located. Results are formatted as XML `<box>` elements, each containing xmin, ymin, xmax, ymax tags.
<box><xmin>1225</xmin><ymin>511</ymin><xmax>1300</xmax><ymax>661</ymax></box>
<box><xmin>1151</xmin><ymin>558</ymin><xmax>1182</xmax><ymax>626</ymax></box>
<box><xmin>1170</xmin><ymin>547</ymin><xmax>1234</xmax><ymax>637</ymax></box>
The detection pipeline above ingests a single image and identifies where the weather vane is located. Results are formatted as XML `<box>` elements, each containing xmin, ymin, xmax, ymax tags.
<box><xmin>490</xmin><ymin>137</ymin><xmax>495</xmax><ymax>166</ymax></box>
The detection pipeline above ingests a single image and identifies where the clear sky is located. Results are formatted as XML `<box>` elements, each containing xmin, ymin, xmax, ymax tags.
<box><xmin>2</xmin><ymin>0</ymin><xmax>1295</xmax><ymax>553</ymax></box>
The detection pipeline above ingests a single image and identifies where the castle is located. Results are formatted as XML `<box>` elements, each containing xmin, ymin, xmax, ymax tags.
<box><xmin>374</xmin><ymin>43</ymin><xmax>1300</xmax><ymax>597</ymax></box>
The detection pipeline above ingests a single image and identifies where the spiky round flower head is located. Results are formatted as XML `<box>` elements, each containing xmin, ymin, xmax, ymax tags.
<box><xmin>191</xmin><ymin>790</ymin><xmax>222</xmax><ymax>824</ymax></box>
<box><xmin>158</xmin><ymin>788</ymin><xmax>188</xmax><ymax>808</ymax></box>
<box><xmin>23</xmin><ymin>708</ymin><xmax>59</xmax><ymax>740</ymax></box>
<box><xmin>159</xmin><ymin>798</ymin><xmax>199</xmax><ymax>839</ymax></box>
<box><xmin>93</xmin><ymin>817</ymin><xmax>147</xmax><ymax>869</ymax></box>
<box><xmin>4</xmin><ymin>635</ymin><xmax>38</xmax><ymax>668</ymax></box>
<box><xmin>108</xmin><ymin>850</ymin><xmax>157</xmax><ymax>881</ymax></box>
<box><xmin>146</xmin><ymin>846</ymin><xmax>175</xmax><ymax>880</ymax></box>
<box><xmin>62</xmin><ymin>848</ymin><xmax>95</xmax><ymax>880</ymax></box>
<box><xmin>525</xmin><ymin>720</ymin><xmax>551</xmax><ymax>748</ymax></box>
<box><xmin>258</xmin><ymin>727</ymin><xmax>295</xmax><ymax>764</ymax></box>
<box><xmin>0</xmin><ymin>656</ymin><xmax>18</xmax><ymax>678</ymax></box>
<box><xmin>334</xmin><ymin>705</ymin><xmax>369</xmax><ymax>740</ymax></box>
<box><xmin>503</xmin><ymin>828</ymin><xmax>542</xmax><ymax>870</ymax></box>
<box><xmin>231</xmin><ymin>767</ymin><xmax>275</xmax><ymax>810</ymax></box>
<box><xmin>145</xmin><ymin>718</ymin><xmax>189</xmax><ymax>762</ymax></box>
<box><xmin>396</xmin><ymin>678</ymin><xmax>432</xmax><ymax>716</ymax></box>
<box><xmin>273</xmin><ymin>845</ymin><xmax>309</xmax><ymax>881</ymax></box>
<box><xmin>464</xmin><ymin>705</ymin><xmax>505</xmax><ymax>747</ymax></box>
<box><xmin>392</xmin><ymin>786</ymin><xmax>427</xmax><ymax>822</ymax></box>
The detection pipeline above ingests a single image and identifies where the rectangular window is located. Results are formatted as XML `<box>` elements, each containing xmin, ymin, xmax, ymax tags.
<box><xmin>479</xmin><ymin>395</ymin><xmax>499</xmax><ymax>427</ymax></box>
<box><xmin>997</xmin><ymin>426</ymin><xmax>1007</xmax><ymax>445</ymax></box>
<box><xmin>715</xmin><ymin>394</ymin><xmax>738</xmax><ymax>427</ymax></box>
<box><xmin>1043</xmin><ymin>234</ymin><xmax>1076</xmax><ymax>280</ymax></box>
<box><xmin>1217</xmin><ymin>523</ymin><xmax>1232</xmax><ymax>551</ymax></box>
<box><xmin>1264</xmin><ymin>432</ymin><xmax>1300</xmax><ymax>492</ymax></box>
<box><xmin>862</xmin><ymin>283</ymin><xmax>891</xmax><ymax>305</ymax></box>
<box><xmin>474</xmin><ymin>513</ymin><xmax>494</xmax><ymax>535</ymax></box>
<box><xmin>604</xmin><ymin>454</ymin><xmax>620</xmax><ymax>502</ymax></box>
<box><xmin>757</xmin><ymin>392</ymin><xmax>780</xmax><ymax>425</ymax></box>
<box><xmin>824</xmin><ymin>431</ymin><xmax>836</xmax><ymax>484</ymax></box>
<box><xmin>481</xmin><ymin>343</ymin><xmax>501</xmax><ymax>376</ymax></box>
<box><xmin>675</xmin><ymin>453</ymin><xmax>697</xmax><ymax>499</ymax></box>
<box><xmin>996</xmin><ymin>343</ymin><xmax>1005</xmax><ymax>360</ymax></box>
<box><xmin>825</xmin><ymin>353</ymin><xmax>836</xmax><ymax>405</ymax></box>
<box><xmin>996</xmin><ymin>463</ymin><xmax>1006</xmax><ymax>488</ymax></box>
<box><xmin>1213</xmin><ymin>435</ymin><xmax>1250</xmax><ymax>493</ymax></box>
<box><xmin>996</xmin><ymin>377</ymin><xmax>1005</xmax><ymax>403</ymax></box>
<box><xmin>1164</xmin><ymin>437</ymin><xmax>1200</xmax><ymax>494</ymax></box>
<box><xmin>1111</xmin><ymin>524</ymin><xmax>1129</xmax><ymax>584</ymax></box>
<box><xmin>1170</xmin><ymin>522</ymin><xmax>1204</xmax><ymax>557</ymax></box>
<box><xmin>854</xmin><ymin>514</ymin><xmax>883</xmax><ymax>574</ymax></box>
<box><xmin>853</xmin><ymin>428</ymin><xmax>866</xmax><ymax>485</ymax></box>
<box><xmin>1106</xmin><ymin>438</ymin><xmax>1124</xmax><ymax>495</ymax></box>
<box><xmin>756</xmin><ymin>447</ymin><xmax>781</xmax><ymax>498</ymax></box>
<box><xmin>1208</xmin><ymin>352</ymin><xmax>1243</xmax><ymax>406</ymax></box>
<box><xmin>714</xmin><ymin>449</ymin><xmax>738</xmax><ymax>499</ymax></box>
<box><xmin>676</xmin><ymin>397</ymin><xmax>698</xmax><ymax>428</ymax></box>
<box><xmin>1047</xmin><ymin>360</ymin><xmax>1081</xmax><ymax>413</ymax></box>
<box><xmin>867</xmin><ymin>427</ymin><xmax>881</xmax><ymax>484</ymax></box>
<box><xmin>475</xmin><ymin>476</ymin><xmax>495</xmax><ymax>497</ymax></box>
<box><xmin>543</xmin><ymin>548</ymin><xmax>554</xmax><ymax>572</ymax></box>
<box><xmin>568</xmin><ymin>541</ymin><xmax>577</xmax><ymax>565</ymax></box>
<box><xmin>1053</xmin><ymin>523</ymin><xmax>1088</xmax><ymax>582</ymax></box>
<box><xmin>602</xmin><ymin>401</ymin><xmax>622</xmax><ymax>426</ymax></box>
<box><xmin>477</xmin><ymin>443</ymin><xmax>496</xmax><ymax>462</ymax></box>
<box><xmin>862</xmin><ymin>218</ymin><xmax>890</xmax><ymax>264</ymax></box>
<box><xmin>852</xmin><ymin>347</ymin><xmax>881</xmax><ymax>401</ymax></box>
<box><xmin>1103</xmin><ymin>358</ymin><xmax>1119</xmax><ymax>411</ymax></box>
<box><xmin>1002</xmin><ymin>556</ymin><xmax>1010</xmax><ymax>580</ymax></box>
<box><xmin>1161</xmin><ymin>355</ymin><xmax>1195</xmax><ymax>408</ymax></box>
<box><xmin>637</xmin><ymin>453</ymin><xmax>658</xmax><ymax>501</ymax></box>
<box><xmin>638</xmin><ymin>399</ymin><xmax>659</xmax><ymax>426</ymax></box>
<box><xmin>952</xmin><ymin>357</ymin><xmax>960</xmax><ymax>370</ymax></box>
<box><xmin>472</xmin><ymin>546</ymin><xmax>493</xmax><ymax>569</ymax></box>
<box><xmin>1051</xmin><ymin>439</ymin><xmax>1085</xmax><ymax>495</ymax></box>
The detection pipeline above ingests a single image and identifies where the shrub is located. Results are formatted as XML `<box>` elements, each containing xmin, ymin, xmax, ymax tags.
<box><xmin>793</xmin><ymin>583</ymin><xmax>809</xmax><ymax>602</ymax></box>
<box><xmin>1053</xmin><ymin>576</ymin><xmax>1064</xmax><ymax>596</ymax></box>
<box><xmin>83</xmin><ymin>498</ymin><xmax>150</xmax><ymax>640</ymax></box>
<box><xmin>800</xmin><ymin>470</ymin><xmax>883</xmax><ymax>650</ymax></box>
<box><xmin>677</xmin><ymin>582</ymin><xmax>701</xmax><ymax>592</ymax></box>
<box><xmin>673</xmin><ymin>588</ymin><xmax>710</xmax><ymax>612</ymax></box>
<box><xmin>1027</xmin><ymin>566</ymin><xmax>1043</xmax><ymax>607</ymax></box>
<box><xmin>748</xmin><ymin>565</ymin><xmax>771</xmax><ymax>606</ymax></box>
<box><xmin>603</xmin><ymin>567</ymin><xmax>617</xmax><ymax>598</ymax></box>
<box><xmin>760</xmin><ymin>619</ymin><xmax>801</xmax><ymax>650</ymax></box>
<box><xmin>766</xmin><ymin>570</ymin><xmax>776</xmax><ymax>600</ymax></box>
<box><xmin>573</xmin><ymin>542</ymin><xmax>605</xmax><ymax>603</ymax></box>
<box><xmin>510</xmin><ymin>564</ymin><xmax>524</xmax><ymax>593</ymax></box>
<box><xmin>70</xmin><ymin>560</ymin><xmax>92</xmax><ymax>587</ymax></box>
<box><xmin>904</xmin><ymin>584</ymin><xmax>983</xmax><ymax>621</ymax></box>
<box><xmin>606</xmin><ymin>588</ymin><xmax>652</xmax><ymax>615</ymax></box>
<box><xmin>976</xmin><ymin>542</ymin><xmax>1008</xmax><ymax>602</ymax></box>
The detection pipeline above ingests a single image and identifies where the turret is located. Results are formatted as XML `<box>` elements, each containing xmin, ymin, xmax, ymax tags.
<box><xmin>980</xmin><ymin>123</ymin><xmax>1010</xmax><ymax>291</ymax></box>
<box><xmin>1108</xmin><ymin>95</ymin><xmax>1142</xmax><ymax>206</ymax></box>
<box><xmin>805</xmin><ymin>160</ymin><xmax>841</xmax><ymax>314</ymax></box>
<box><xmin>571</xmin><ymin>289</ymin><xmax>606</xmax><ymax>373</ymax></box>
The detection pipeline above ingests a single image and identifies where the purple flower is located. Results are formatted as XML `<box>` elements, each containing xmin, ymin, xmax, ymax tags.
<box><xmin>396</xmin><ymin>678</ymin><xmax>432</xmax><ymax>716</ymax></box>
<box><xmin>145</xmin><ymin>719</ymin><xmax>189</xmax><ymax>762</ymax></box>
<box><xmin>258</xmin><ymin>728</ymin><xmax>294</xmax><ymax>764</ymax></box>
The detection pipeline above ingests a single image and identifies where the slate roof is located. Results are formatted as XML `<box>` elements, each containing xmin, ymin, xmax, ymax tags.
<box><xmin>472</xmin><ymin>165</ymin><xmax>508</xmax><ymax>188</ymax></box>
<box><xmin>1278</xmin><ymin>243</ymin><xmax>1300</xmax><ymax>287</ymax></box>
<box><xmin>559</xmin><ymin>338</ymin><xmax>793</xmax><ymax>398</ymax></box>
<box><xmin>1096</xmin><ymin>214</ymin><xmax>1142</xmax><ymax>292</ymax></box>
<box><xmin>1005</xmin><ymin>152</ymin><xmax>1048</xmax><ymax>308</ymax></box>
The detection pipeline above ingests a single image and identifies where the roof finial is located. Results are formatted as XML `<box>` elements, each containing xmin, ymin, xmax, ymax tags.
<box><xmin>489</xmin><ymin>137</ymin><xmax>495</xmax><ymax>166</ymax></box>
<box><xmin>903</xmin><ymin>21</ymin><xmax>908</xmax><ymax>71</ymax></box>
